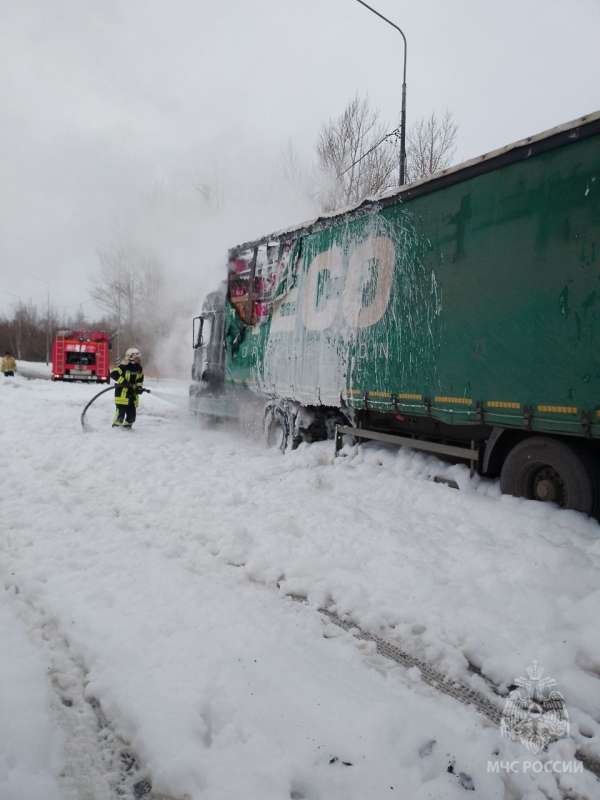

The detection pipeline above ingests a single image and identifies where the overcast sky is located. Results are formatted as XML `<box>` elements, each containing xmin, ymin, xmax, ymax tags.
<box><xmin>1</xmin><ymin>0</ymin><xmax>599</xmax><ymax>316</ymax></box>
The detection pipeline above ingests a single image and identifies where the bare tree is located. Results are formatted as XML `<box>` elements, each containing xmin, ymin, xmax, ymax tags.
<box><xmin>90</xmin><ymin>242</ymin><xmax>166</xmax><ymax>363</ymax></box>
<box><xmin>11</xmin><ymin>302</ymin><xmax>38</xmax><ymax>360</ymax></box>
<box><xmin>0</xmin><ymin>300</ymin><xmax>118</xmax><ymax>362</ymax></box>
<box><xmin>0</xmin><ymin>301</ymin><xmax>61</xmax><ymax>361</ymax></box>
<box><xmin>315</xmin><ymin>95</ymin><xmax>397</xmax><ymax>211</ymax></box>
<box><xmin>277</xmin><ymin>139</ymin><xmax>319</xmax><ymax>214</ymax></box>
<box><xmin>406</xmin><ymin>110</ymin><xmax>458</xmax><ymax>183</ymax></box>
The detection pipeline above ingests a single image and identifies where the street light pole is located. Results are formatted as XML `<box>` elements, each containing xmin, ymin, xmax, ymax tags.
<box><xmin>352</xmin><ymin>0</ymin><xmax>408</xmax><ymax>186</ymax></box>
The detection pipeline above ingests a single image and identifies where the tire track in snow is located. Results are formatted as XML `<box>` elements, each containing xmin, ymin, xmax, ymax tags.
<box><xmin>2</xmin><ymin>581</ymin><xmax>187</xmax><ymax>800</ymax></box>
<box><xmin>239</xmin><ymin>572</ymin><xmax>600</xmax><ymax>787</ymax></box>
<box><xmin>314</xmin><ymin>605</ymin><xmax>600</xmax><ymax>782</ymax></box>
<box><xmin>316</xmin><ymin>605</ymin><xmax>503</xmax><ymax>724</ymax></box>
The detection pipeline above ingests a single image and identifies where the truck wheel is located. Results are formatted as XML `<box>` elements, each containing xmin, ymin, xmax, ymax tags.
<box><xmin>264</xmin><ymin>407</ymin><xmax>288</xmax><ymax>452</ymax></box>
<box><xmin>500</xmin><ymin>436</ymin><xmax>594</xmax><ymax>514</ymax></box>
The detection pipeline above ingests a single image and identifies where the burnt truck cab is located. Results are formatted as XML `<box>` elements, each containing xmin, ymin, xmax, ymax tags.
<box><xmin>189</xmin><ymin>285</ymin><xmax>227</xmax><ymax>413</ymax></box>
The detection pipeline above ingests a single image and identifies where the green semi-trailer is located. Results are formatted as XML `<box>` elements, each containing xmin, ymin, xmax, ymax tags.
<box><xmin>190</xmin><ymin>111</ymin><xmax>600</xmax><ymax>514</ymax></box>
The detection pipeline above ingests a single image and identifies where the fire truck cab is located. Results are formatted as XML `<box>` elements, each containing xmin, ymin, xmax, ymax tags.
<box><xmin>51</xmin><ymin>330</ymin><xmax>111</xmax><ymax>383</ymax></box>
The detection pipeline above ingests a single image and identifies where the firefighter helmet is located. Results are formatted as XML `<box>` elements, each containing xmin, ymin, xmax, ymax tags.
<box><xmin>124</xmin><ymin>347</ymin><xmax>142</xmax><ymax>363</ymax></box>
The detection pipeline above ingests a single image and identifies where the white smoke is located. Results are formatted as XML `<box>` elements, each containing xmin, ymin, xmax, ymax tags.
<box><xmin>106</xmin><ymin>142</ymin><xmax>317</xmax><ymax>378</ymax></box>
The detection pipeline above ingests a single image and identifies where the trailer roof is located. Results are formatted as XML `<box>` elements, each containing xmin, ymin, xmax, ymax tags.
<box><xmin>229</xmin><ymin>110</ymin><xmax>600</xmax><ymax>257</ymax></box>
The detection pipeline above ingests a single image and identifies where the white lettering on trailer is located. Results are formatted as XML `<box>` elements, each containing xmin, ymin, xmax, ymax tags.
<box><xmin>301</xmin><ymin>246</ymin><xmax>343</xmax><ymax>331</ymax></box>
<box><xmin>343</xmin><ymin>236</ymin><xmax>395</xmax><ymax>329</ymax></box>
<box><xmin>300</xmin><ymin>236</ymin><xmax>394</xmax><ymax>332</ymax></box>
<box><xmin>268</xmin><ymin>236</ymin><xmax>395</xmax><ymax>336</ymax></box>
<box><xmin>354</xmin><ymin>341</ymin><xmax>390</xmax><ymax>360</ymax></box>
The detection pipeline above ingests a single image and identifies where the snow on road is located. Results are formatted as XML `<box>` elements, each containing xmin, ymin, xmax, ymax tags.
<box><xmin>1</xmin><ymin>372</ymin><xmax>600</xmax><ymax>799</ymax></box>
<box><xmin>13</xmin><ymin>359</ymin><xmax>52</xmax><ymax>380</ymax></box>
<box><xmin>0</xmin><ymin>591</ymin><xmax>64</xmax><ymax>800</ymax></box>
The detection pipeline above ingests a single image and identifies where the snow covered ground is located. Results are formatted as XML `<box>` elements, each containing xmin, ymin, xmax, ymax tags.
<box><xmin>0</xmin><ymin>591</ymin><xmax>64</xmax><ymax>799</ymax></box>
<box><xmin>12</xmin><ymin>359</ymin><xmax>52</xmax><ymax>380</ymax></box>
<box><xmin>1</xmin><ymin>371</ymin><xmax>600</xmax><ymax>799</ymax></box>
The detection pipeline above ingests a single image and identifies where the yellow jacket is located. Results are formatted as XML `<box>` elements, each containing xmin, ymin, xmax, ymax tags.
<box><xmin>1</xmin><ymin>356</ymin><xmax>16</xmax><ymax>372</ymax></box>
<box><xmin>110</xmin><ymin>362</ymin><xmax>144</xmax><ymax>406</ymax></box>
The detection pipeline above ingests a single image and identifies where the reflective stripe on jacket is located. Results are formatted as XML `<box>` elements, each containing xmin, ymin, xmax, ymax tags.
<box><xmin>110</xmin><ymin>363</ymin><xmax>144</xmax><ymax>406</ymax></box>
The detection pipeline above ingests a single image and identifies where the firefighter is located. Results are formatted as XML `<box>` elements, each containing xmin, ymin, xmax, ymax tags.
<box><xmin>1</xmin><ymin>351</ymin><xmax>16</xmax><ymax>377</ymax></box>
<box><xmin>110</xmin><ymin>347</ymin><xmax>144</xmax><ymax>428</ymax></box>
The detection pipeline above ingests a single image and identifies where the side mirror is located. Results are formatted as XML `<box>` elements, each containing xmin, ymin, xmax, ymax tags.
<box><xmin>193</xmin><ymin>315</ymin><xmax>204</xmax><ymax>349</ymax></box>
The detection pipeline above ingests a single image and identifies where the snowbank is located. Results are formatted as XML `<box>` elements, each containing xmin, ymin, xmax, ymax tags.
<box><xmin>0</xmin><ymin>376</ymin><xmax>599</xmax><ymax>798</ymax></box>
<box><xmin>0</xmin><ymin>589</ymin><xmax>64</xmax><ymax>800</ymax></box>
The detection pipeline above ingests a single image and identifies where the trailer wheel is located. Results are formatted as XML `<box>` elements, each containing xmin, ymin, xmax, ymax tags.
<box><xmin>500</xmin><ymin>436</ymin><xmax>594</xmax><ymax>514</ymax></box>
<box><xmin>264</xmin><ymin>407</ymin><xmax>288</xmax><ymax>452</ymax></box>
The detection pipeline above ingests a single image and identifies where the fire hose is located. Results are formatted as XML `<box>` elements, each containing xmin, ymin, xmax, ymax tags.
<box><xmin>80</xmin><ymin>385</ymin><xmax>151</xmax><ymax>430</ymax></box>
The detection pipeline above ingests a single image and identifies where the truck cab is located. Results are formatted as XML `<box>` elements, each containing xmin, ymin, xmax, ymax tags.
<box><xmin>189</xmin><ymin>286</ymin><xmax>227</xmax><ymax>412</ymax></box>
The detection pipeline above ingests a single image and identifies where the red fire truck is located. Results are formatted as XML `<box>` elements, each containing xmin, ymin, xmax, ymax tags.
<box><xmin>51</xmin><ymin>330</ymin><xmax>111</xmax><ymax>383</ymax></box>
